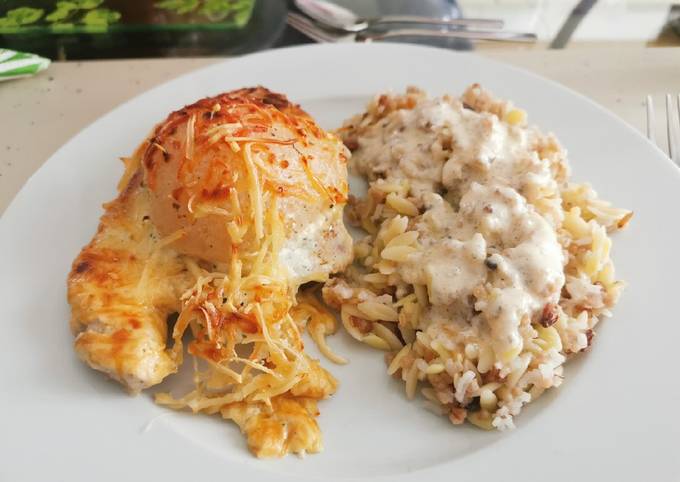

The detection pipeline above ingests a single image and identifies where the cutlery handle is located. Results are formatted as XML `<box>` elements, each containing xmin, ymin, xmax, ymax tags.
<box><xmin>358</xmin><ymin>28</ymin><xmax>537</xmax><ymax>43</ymax></box>
<box><xmin>369</xmin><ymin>16</ymin><xmax>504</xmax><ymax>29</ymax></box>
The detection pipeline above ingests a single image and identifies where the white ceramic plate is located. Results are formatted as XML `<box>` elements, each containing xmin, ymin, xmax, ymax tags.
<box><xmin>1</xmin><ymin>44</ymin><xmax>678</xmax><ymax>481</ymax></box>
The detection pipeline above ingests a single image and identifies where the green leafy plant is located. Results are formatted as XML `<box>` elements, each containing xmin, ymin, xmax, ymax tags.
<box><xmin>41</xmin><ymin>0</ymin><xmax>121</xmax><ymax>32</ymax></box>
<box><xmin>156</xmin><ymin>0</ymin><xmax>200</xmax><ymax>15</ymax></box>
<box><xmin>72</xmin><ymin>0</ymin><xmax>104</xmax><ymax>7</ymax></box>
<box><xmin>12</xmin><ymin>7</ymin><xmax>44</xmax><ymax>24</ymax></box>
<box><xmin>45</xmin><ymin>1</ymin><xmax>77</xmax><ymax>22</ymax></box>
<box><xmin>0</xmin><ymin>7</ymin><xmax>44</xmax><ymax>28</ymax></box>
<box><xmin>156</xmin><ymin>0</ymin><xmax>253</xmax><ymax>24</ymax></box>
<box><xmin>81</xmin><ymin>8</ymin><xmax>120</xmax><ymax>26</ymax></box>
<box><xmin>201</xmin><ymin>0</ymin><xmax>234</xmax><ymax>18</ymax></box>
<box><xmin>231</xmin><ymin>0</ymin><xmax>252</xmax><ymax>26</ymax></box>
<box><xmin>0</xmin><ymin>0</ymin><xmax>252</xmax><ymax>33</ymax></box>
<box><xmin>49</xmin><ymin>22</ymin><xmax>75</xmax><ymax>32</ymax></box>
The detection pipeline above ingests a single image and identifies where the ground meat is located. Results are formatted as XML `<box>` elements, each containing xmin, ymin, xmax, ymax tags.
<box><xmin>321</xmin><ymin>279</ymin><xmax>355</xmax><ymax>308</ymax></box>
<box><xmin>539</xmin><ymin>303</ymin><xmax>559</xmax><ymax>327</ymax></box>
<box><xmin>429</xmin><ymin>372</ymin><xmax>454</xmax><ymax>391</ymax></box>
<box><xmin>482</xmin><ymin>367</ymin><xmax>503</xmax><ymax>383</ymax></box>
<box><xmin>449</xmin><ymin>407</ymin><xmax>467</xmax><ymax>425</ymax></box>
<box><xmin>351</xmin><ymin>316</ymin><xmax>373</xmax><ymax>334</ymax></box>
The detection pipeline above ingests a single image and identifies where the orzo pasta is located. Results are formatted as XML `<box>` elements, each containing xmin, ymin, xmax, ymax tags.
<box><xmin>323</xmin><ymin>85</ymin><xmax>631</xmax><ymax>430</ymax></box>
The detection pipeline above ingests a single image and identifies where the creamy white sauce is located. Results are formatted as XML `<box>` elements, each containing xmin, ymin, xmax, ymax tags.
<box><xmin>352</xmin><ymin>94</ymin><xmax>566</xmax><ymax>359</ymax></box>
<box><xmin>279</xmin><ymin>205</ymin><xmax>350</xmax><ymax>284</ymax></box>
<box><xmin>279</xmin><ymin>214</ymin><xmax>324</xmax><ymax>281</ymax></box>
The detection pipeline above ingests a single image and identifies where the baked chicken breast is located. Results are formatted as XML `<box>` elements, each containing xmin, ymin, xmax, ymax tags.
<box><xmin>68</xmin><ymin>87</ymin><xmax>353</xmax><ymax>456</ymax></box>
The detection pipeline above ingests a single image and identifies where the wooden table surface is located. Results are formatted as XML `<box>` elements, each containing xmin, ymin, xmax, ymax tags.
<box><xmin>1</xmin><ymin>46</ymin><xmax>679</xmax><ymax>214</ymax></box>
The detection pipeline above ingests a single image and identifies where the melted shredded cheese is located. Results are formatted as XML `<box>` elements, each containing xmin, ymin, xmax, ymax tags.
<box><xmin>243</xmin><ymin>142</ymin><xmax>264</xmax><ymax>240</ymax></box>
<box><xmin>145</xmin><ymin>96</ymin><xmax>348</xmax><ymax>458</ymax></box>
<box><xmin>186</xmin><ymin>114</ymin><xmax>196</xmax><ymax>160</ymax></box>
<box><xmin>155</xmin><ymin>198</ymin><xmax>334</xmax><ymax>438</ymax></box>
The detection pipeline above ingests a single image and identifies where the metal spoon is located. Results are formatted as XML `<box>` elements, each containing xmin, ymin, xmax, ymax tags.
<box><xmin>294</xmin><ymin>0</ymin><xmax>504</xmax><ymax>33</ymax></box>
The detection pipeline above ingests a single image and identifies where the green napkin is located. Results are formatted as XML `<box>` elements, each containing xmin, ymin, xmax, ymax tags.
<box><xmin>0</xmin><ymin>49</ymin><xmax>50</xmax><ymax>81</ymax></box>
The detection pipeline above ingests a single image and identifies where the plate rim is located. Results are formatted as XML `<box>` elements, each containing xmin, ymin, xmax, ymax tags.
<box><xmin>1</xmin><ymin>43</ymin><xmax>679</xmax><ymax>482</ymax></box>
